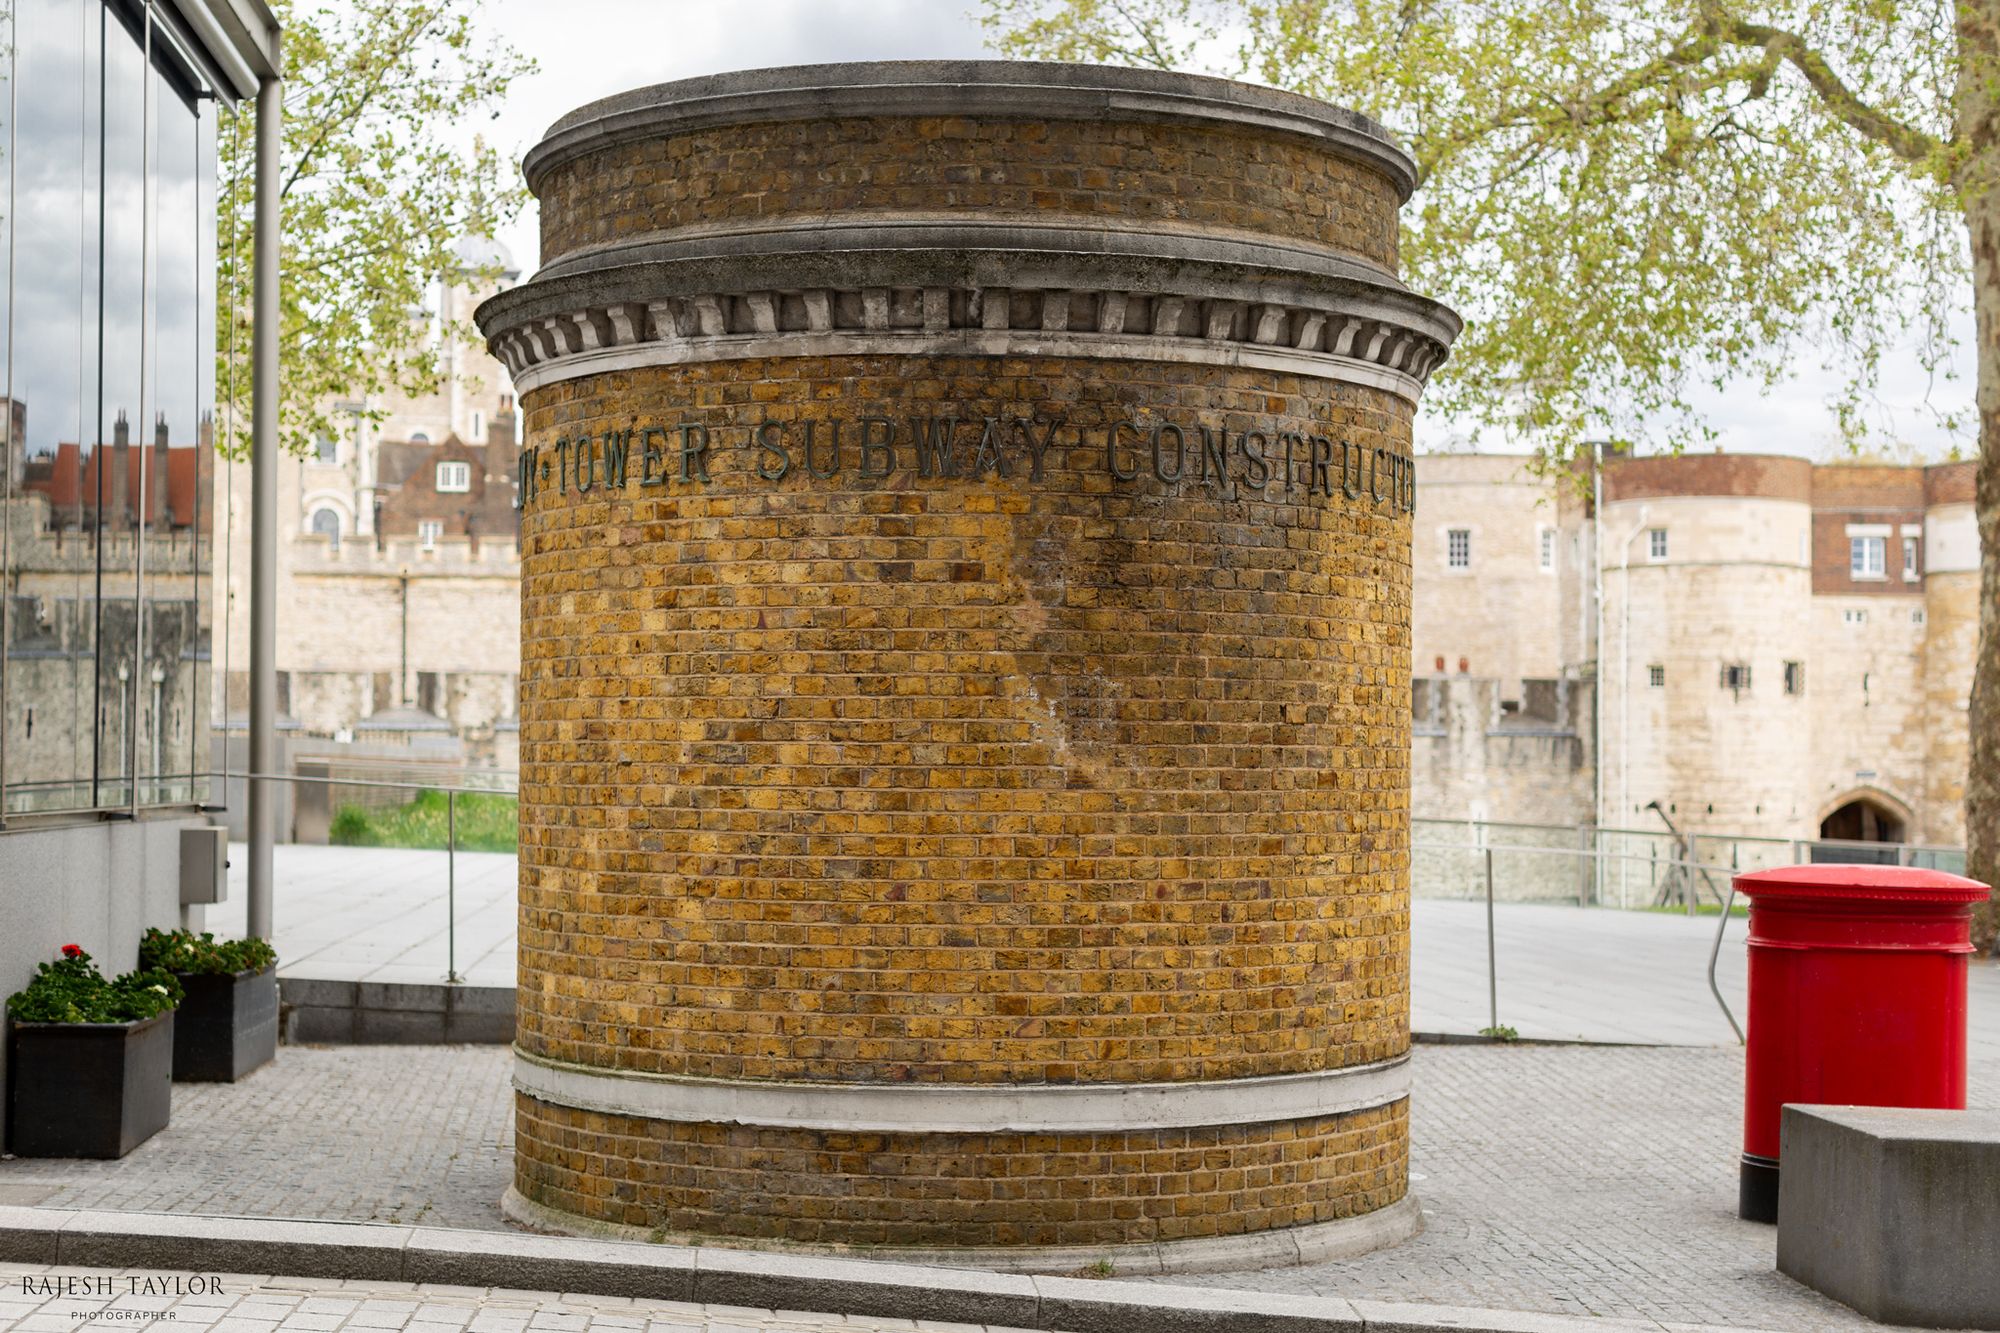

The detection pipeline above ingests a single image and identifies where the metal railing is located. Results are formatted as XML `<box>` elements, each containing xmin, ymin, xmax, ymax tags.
<box><xmin>1413</xmin><ymin>816</ymin><xmax>1966</xmax><ymax>908</ymax></box>
<box><xmin>221</xmin><ymin>768</ymin><xmax>519</xmax><ymax>986</ymax></box>
<box><xmin>1424</xmin><ymin>834</ymin><xmax>1769</xmax><ymax>1044</ymax></box>
<box><xmin>180</xmin><ymin>782</ymin><xmax>1964</xmax><ymax>1042</ymax></box>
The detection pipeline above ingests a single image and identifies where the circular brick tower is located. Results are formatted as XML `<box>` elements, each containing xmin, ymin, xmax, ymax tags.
<box><xmin>478</xmin><ymin>61</ymin><xmax>1458</xmax><ymax>1272</ymax></box>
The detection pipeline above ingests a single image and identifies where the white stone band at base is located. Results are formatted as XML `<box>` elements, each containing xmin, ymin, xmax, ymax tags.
<box><xmin>512</xmin><ymin>1047</ymin><xmax>1411</xmax><ymax>1135</ymax></box>
<box><xmin>502</xmin><ymin>1186</ymin><xmax>1424</xmax><ymax>1276</ymax></box>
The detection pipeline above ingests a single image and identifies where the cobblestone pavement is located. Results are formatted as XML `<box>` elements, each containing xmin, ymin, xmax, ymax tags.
<box><xmin>0</xmin><ymin>1049</ymin><xmax>512</xmax><ymax>1230</ymax></box>
<box><xmin>4</xmin><ymin>1044</ymin><xmax>1992</xmax><ymax>1331</ymax></box>
<box><xmin>1165</xmin><ymin>1042</ymin><xmax>1980</xmax><ymax>1331</ymax></box>
<box><xmin>0</xmin><ymin>1262</ymin><xmax>1047</xmax><ymax>1333</ymax></box>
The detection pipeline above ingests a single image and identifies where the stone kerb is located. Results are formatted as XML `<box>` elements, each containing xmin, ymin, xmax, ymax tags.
<box><xmin>479</xmin><ymin>59</ymin><xmax>1457</xmax><ymax>1268</ymax></box>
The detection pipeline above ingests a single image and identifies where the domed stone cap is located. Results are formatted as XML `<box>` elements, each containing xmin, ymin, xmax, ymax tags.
<box><xmin>522</xmin><ymin>59</ymin><xmax>1419</xmax><ymax>201</ymax></box>
<box><xmin>481</xmin><ymin>61</ymin><xmax>1457</xmax><ymax>405</ymax></box>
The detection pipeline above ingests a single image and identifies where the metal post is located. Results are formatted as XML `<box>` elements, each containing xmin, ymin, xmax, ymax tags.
<box><xmin>1485</xmin><ymin>846</ymin><xmax>1498</xmax><ymax>1033</ymax></box>
<box><xmin>1577</xmin><ymin>823</ymin><xmax>1590</xmax><ymax>907</ymax></box>
<box><xmin>446</xmin><ymin>789</ymin><xmax>459</xmax><ymax>983</ymax></box>
<box><xmin>1708</xmin><ymin>879</ymin><xmax>1746</xmax><ymax>1044</ymax></box>
<box><xmin>246</xmin><ymin>71</ymin><xmax>281</xmax><ymax>942</ymax></box>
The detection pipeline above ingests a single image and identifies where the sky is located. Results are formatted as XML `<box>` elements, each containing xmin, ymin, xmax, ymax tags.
<box><xmin>476</xmin><ymin>0</ymin><xmax>1974</xmax><ymax>462</ymax></box>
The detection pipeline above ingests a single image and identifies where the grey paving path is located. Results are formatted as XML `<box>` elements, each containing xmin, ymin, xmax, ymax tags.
<box><xmin>0</xmin><ymin>1261</ymin><xmax>1045</xmax><ymax>1332</ymax></box>
<box><xmin>6</xmin><ymin>1044</ymin><xmax>1992</xmax><ymax>1329</ymax></box>
<box><xmin>0</xmin><ymin>1049</ymin><xmax>512</xmax><ymax>1230</ymax></box>
<box><xmin>1415</xmin><ymin>899</ymin><xmax>2000</xmax><ymax>1057</ymax></box>
<box><xmin>1413</xmin><ymin>900</ymin><xmax>1749</xmax><ymax>1044</ymax></box>
<box><xmin>207</xmin><ymin>845</ymin><xmax>514</xmax><ymax>988</ymax></box>
<box><xmin>212</xmin><ymin>844</ymin><xmax>2000</xmax><ymax>1050</ymax></box>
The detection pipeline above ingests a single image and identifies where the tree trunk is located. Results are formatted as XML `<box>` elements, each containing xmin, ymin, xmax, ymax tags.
<box><xmin>1960</xmin><ymin>0</ymin><xmax>2000</xmax><ymax>947</ymax></box>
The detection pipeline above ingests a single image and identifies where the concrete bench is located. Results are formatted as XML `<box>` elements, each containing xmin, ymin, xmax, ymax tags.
<box><xmin>1777</xmin><ymin>1104</ymin><xmax>2000</xmax><ymax>1328</ymax></box>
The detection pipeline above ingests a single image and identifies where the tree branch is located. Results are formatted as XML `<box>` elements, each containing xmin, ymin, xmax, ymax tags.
<box><xmin>1701</xmin><ymin>4</ymin><xmax>1944</xmax><ymax>163</ymax></box>
<box><xmin>282</xmin><ymin>2</ymin><xmax>453</xmax><ymax>199</ymax></box>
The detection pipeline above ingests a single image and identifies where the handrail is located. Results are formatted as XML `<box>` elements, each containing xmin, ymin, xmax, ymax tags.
<box><xmin>1416</xmin><ymin>839</ymin><xmax>1747</xmax><ymax>877</ymax></box>
<box><xmin>1412</xmin><ymin>814</ymin><xmax>1798</xmax><ymax>846</ymax></box>
<box><xmin>1709</xmin><ymin>879</ymin><xmax>1746</xmax><ymax>1044</ymax></box>
<box><xmin>225</xmin><ymin>769</ymin><xmax>519</xmax><ymax>796</ymax></box>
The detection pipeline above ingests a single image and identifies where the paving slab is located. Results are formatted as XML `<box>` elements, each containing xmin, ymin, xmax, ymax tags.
<box><xmin>4</xmin><ymin>1043</ymin><xmax>1989</xmax><ymax>1328</ymax></box>
<box><xmin>209</xmin><ymin>843</ymin><xmax>2000</xmax><ymax>1050</ymax></box>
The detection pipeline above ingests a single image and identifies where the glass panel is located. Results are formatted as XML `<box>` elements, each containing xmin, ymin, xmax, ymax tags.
<box><xmin>96</xmin><ymin>0</ymin><xmax>146</xmax><ymax>810</ymax></box>
<box><xmin>1</xmin><ymin>1</ymin><xmax>219</xmax><ymax>814</ymax></box>
<box><xmin>191</xmin><ymin>88</ymin><xmax>216</xmax><ymax>807</ymax></box>
<box><xmin>3</xmin><ymin>0</ymin><xmax>98</xmax><ymax>814</ymax></box>
<box><xmin>0</xmin><ymin>1</ymin><xmax>13</xmax><ymax>805</ymax></box>
<box><xmin>139</xmin><ymin>12</ymin><xmax>205</xmax><ymax>807</ymax></box>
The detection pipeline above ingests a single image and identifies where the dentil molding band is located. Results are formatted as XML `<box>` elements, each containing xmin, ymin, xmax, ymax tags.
<box><xmin>513</xmin><ymin>1047</ymin><xmax>1413</xmax><ymax>1135</ymax></box>
<box><xmin>479</xmin><ymin>225</ymin><xmax>1459</xmax><ymax>403</ymax></box>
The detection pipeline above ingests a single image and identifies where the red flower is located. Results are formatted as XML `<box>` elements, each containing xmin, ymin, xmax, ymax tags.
<box><xmin>60</xmin><ymin>944</ymin><xmax>82</xmax><ymax>960</ymax></box>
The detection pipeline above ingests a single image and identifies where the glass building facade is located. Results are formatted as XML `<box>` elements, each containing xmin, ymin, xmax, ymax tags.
<box><xmin>0</xmin><ymin>0</ymin><xmax>236</xmax><ymax>815</ymax></box>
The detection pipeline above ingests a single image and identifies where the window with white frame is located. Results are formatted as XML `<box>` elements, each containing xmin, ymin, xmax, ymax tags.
<box><xmin>313</xmin><ymin>432</ymin><xmax>337</xmax><ymax>464</ymax></box>
<box><xmin>1647</xmin><ymin>664</ymin><xmax>1664</xmax><ymax>688</ymax></box>
<box><xmin>472</xmin><ymin>411</ymin><xmax>485</xmax><ymax>442</ymax></box>
<box><xmin>1843</xmin><ymin>607</ymin><xmax>1868</xmax><ymax>626</ymax></box>
<box><xmin>1903</xmin><ymin>535</ymin><xmax>1921</xmax><ymax>581</ymax></box>
<box><xmin>1447</xmin><ymin>528</ymin><xmax>1471</xmax><ymax>569</ymax></box>
<box><xmin>1647</xmin><ymin>528</ymin><xmax>1668</xmax><ymax>561</ymax></box>
<box><xmin>1850</xmin><ymin>534</ymin><xmax>1886</xmax><ymax>579</ymax></box>
<box><xmin>1539</xmin><ymin>528</ymin><xmax>1555</xmax><ymax>572</ymax></box>
<box><xmin>436</xmin><ymin>460</ymin><xmax>471</xmax><ymax>493</ymax></box>
<box><xmin>418</xmin><ymin>520</ymin><xmax>443</xmax><ymax>551</ymax></box>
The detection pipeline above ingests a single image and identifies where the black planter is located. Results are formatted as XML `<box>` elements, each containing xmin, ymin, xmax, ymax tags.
<box><xmin>171</xmin><ymin>965</ymin><xmax>277</xmax><ymax>1082</ymax></box>
<box><xmin>7</xmin><ymin>1010</ymin><xmax>173</xmax><ymax>1158</ymax></box>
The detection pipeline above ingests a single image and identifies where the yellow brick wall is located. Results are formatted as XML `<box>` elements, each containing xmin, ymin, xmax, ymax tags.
<box><xmin>535</xmin><ymin>117</ymin><xmax>1401</xmax><ymax>272</ymax></box>
<box><xmin>516</xmin><ymin>355</ymin><xmax>1414</xmax><ymax>1089</ymax></box>
<box><xmin>516</xmin><ymin>1091</ymin><xmax>1407</xmax><ymax>1249</ymax></box>
<box><xmin>512</xmin><ymin>353</ymin><xmax>1416</xmax><ymax>1244</ymax></box>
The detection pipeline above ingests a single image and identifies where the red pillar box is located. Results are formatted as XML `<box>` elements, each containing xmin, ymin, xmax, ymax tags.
<box><xmin>1734</xmin><ymin>864</ymin><xmax>1990</xmax><ymax>1222</ymax></box>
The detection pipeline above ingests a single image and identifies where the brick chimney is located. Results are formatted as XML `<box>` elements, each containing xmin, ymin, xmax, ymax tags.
<box><xmin>153</xmin><ymin>412</ymin><xmax>171</xmax><ymax>526</ymax></box>
<box><xmin>110</xmin><ymin>409</ymin><xmax>129</xmax><ymax>525</ymax></box>
<box><xmin>488</xmin><ymin>394</ymin><xmax>517</xmax><ymax>449</ymax></box>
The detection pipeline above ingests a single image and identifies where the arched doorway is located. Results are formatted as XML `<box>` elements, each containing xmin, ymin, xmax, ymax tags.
<box><xmin>1819</xmin><ymin>796</ymin><xmax>1905</xmax><ymax>844</ymax></box>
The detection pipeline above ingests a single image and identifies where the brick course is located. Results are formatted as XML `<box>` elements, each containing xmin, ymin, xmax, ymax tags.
<box><xmin>515</xmin><ymin>1092</ymin><xmax>1407</xmax><ymax>1249</ymax></box>
<box><xmin>535</xmin><ymin>117</ymin><xmax>1401</xmax><ymax>272</ymax></box>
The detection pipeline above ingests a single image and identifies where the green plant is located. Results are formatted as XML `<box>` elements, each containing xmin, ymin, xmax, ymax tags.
<box><xmin>328</xmin><ymin>789</ymin><xmax>518</xmax><ymax>853</ymax></box>
<box><xmin>329</xmin><ymin>806</ymin><xmax>374</xmax><ymax>845</ymax></box>
<box><xmin>138</xmin><ymin>928</ymin><xmax>277</xmax><ymax>976</ymax></box>
<box><xmin>1082</xmin><ymin>1259</ymin><xmax>1115</xmax><ymax>1278</ymax></box>
<box><xmin>6</xmin><ymin>945</ymin><xmax>183</xmax><ymax>1025</ymax></box>
<box><xmin>1480</xmin><ymin>1024</ymin><xmax>1521</xmax><ymax>1043</ymax></box>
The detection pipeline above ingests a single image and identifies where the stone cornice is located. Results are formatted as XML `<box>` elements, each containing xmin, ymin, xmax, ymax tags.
<box><xmin>523</xmin><ymin>60</ymin><xmax>1418</xmax><ymax>201</ymax></box>
<box><xmin>477</xmin><ymin>225</ymin><xmax>1458</xmax><ymax>405</ymax></box>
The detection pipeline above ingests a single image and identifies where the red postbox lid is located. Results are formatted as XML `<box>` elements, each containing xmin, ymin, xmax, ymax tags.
<box><xmin>1733</xmin><ymin>863</ymin><xmax>1989</xmax><ymax>904</ymax></box>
